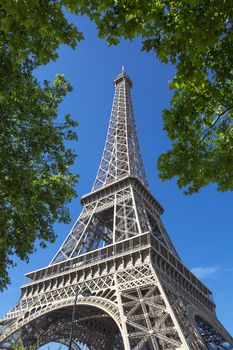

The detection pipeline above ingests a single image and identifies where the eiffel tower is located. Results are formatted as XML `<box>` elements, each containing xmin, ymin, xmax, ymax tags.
<box><xmin>0</xmin><ymin>68</ymin><xmax>232</xmax><ymax>350</ymax></box>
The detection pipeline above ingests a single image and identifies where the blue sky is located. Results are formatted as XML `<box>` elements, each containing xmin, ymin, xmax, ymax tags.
<box><xmin>0</xmin><ymin>13</ymin><xmax>233</xmax><ymax>348</ymax></box>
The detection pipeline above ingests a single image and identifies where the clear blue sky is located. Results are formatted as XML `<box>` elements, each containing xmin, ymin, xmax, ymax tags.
<box><xmin>0</xmin><ymin>13</ymin><xmax>232</xmax><ymax>349</ymax></box>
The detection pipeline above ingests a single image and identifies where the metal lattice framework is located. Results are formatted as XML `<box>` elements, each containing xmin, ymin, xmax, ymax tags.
<box><xmin>92</xmin><ymin>69</ymin><xmax>148</xmax><ymax>191</ymax></box>
<box><xmin>0</xmin><ymin>69</ymin><xmax>232</xmax><ymax>350</ymax></box>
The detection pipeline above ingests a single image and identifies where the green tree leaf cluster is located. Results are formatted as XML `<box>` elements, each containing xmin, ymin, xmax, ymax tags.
<box><xmin>64</xmin><ymin>0</ymin><xmax>233</xmax><ymax>194</ymax></box>
<box><xmin>11</xmin><ymin>337</ymin><xmax>37</xmax><ymax>350</ymax></box>
<box><xmin>10</xmin><ymin>335</ymin><xmax>61</xmax><ymax>350</ymax></box>
<box><xmin>0</xmin><ymin>0</ymin><xmax>83</xmax><ymax>290</ymax></box>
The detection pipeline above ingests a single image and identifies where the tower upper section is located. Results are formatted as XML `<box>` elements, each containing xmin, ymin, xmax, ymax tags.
<box><xmin>92</xmin><ymin>68</ymin><xmax>149</xmax><ymax>191</ymax></box>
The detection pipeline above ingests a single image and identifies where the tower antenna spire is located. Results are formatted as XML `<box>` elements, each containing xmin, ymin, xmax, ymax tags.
<box><xmin>122</xmin><ymin>64</ymin><xmax>125</xmax><ymax>72</ymax></box>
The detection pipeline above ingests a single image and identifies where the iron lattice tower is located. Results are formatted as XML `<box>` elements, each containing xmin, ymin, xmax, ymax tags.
<box><xmin>0</xmin><ymin>69</ymin><xmax>232</xmax><ymax>350</ymax></box>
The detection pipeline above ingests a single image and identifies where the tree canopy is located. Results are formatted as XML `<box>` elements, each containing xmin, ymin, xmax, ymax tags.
<box><xmin>68</xmin><ymin>0</ymin><xmax>233</xmax><ymax>194</ymax></box>
<box><xmin>1</xmin><ymin>0</ymin><xmax>233</xmax><ymax>288</ymax></box>
<box><xmin>11</xmin><ymin>337</ymin><xmax>37</xmax><ymax>350</ymax></box>
<box><xmin>0</xmin><ymin>0</ymin><xmax>83</xmax><ymax>290</ymax></box>
<box><xmin>10</xmin><ymin>336</ymin><xmax>61</xmax><ymax>350</ymax></box>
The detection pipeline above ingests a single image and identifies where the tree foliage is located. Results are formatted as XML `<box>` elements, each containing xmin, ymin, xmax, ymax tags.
<box><xmin>10</xmin><ymin>336</ymin><xmax>61</xmax><ymax>350</ymax></box>
<box><xmin>0</xmin><ymin>0</ymin><xmax>83</xmax><ymax>290</ymax></box>
<box><xmin>65</xmin><ymin>0</ymin><xmax>233</xmax><ymax>194</ymax></box>
<box><xmin>11</xmin><ymin>337</ymin><xmax>37</xmax><ymax>350</ymax></box>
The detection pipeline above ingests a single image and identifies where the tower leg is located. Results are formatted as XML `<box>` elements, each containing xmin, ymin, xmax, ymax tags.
<box><xmin>115</xmin><ymin>264</ymin><xmax>189</xmax><ymax>350</ymax></box>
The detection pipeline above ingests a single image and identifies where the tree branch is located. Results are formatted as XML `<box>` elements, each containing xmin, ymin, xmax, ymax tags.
<box><xmin>199</xmin><ymin>105</ymin><xmax>233</xmax><ymax>143</ymax></box>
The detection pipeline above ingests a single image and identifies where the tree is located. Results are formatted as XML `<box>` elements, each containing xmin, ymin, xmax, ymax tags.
<box><xmin>11</xmin><ymin>337</ymin><xmax>37</xmax><ymax>350</ymax></box>
<box><xmin>0</xmin><ymin>1</ymin><xmax>83</xmax><ymax>290</ymax></box>
<box><xmin>10</xmin><ymin>336</ymin><xmax>61</xmax><ymax>350</ymax></box>
<box><xmin>65</xmin><ymin>0</ymin><xmax>233</xmax><ymax>194</ymax></box>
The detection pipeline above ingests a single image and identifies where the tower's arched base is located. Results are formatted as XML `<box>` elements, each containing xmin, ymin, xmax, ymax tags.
<box><xmin>2</xmin><ymin>304</ymin><xmax>123</xmax><ymax>350</ymax></box>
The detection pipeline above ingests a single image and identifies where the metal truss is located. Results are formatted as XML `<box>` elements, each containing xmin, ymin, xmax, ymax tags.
<box><xmin>0</xmin><ymin>69</ymin><xmax>232</xmax><ymax>350</ymax></box>
<box><xmin>195</xmin><ymin>315</ymin><xmax>233</xmax><ymax>350</ymax></box>
<box><xmin>92</xmin><ymin>70</ymin><xmax>148</xmax><ymax>191</ymax></box>
<box><xmin>51</xmin><ymin>177</ymin><xmax>179</xmax><ymax>265</ymax></box>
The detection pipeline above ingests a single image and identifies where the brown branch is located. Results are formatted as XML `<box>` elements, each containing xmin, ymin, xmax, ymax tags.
<box><xmin>199</xmin><ymin>105</ymin><xmax>233</xmax><ymax>143</ymax></box>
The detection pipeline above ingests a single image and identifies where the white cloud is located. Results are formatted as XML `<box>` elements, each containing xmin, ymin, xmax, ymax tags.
<box><xmin>190</xmin><ymin>266</ymin><xmax>219</xmax><ymax>279</ymax></box>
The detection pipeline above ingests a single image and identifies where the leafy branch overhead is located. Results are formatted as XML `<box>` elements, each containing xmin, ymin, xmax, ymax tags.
<box><xmin>65</xmin><ymin>0</ymin><xmax>233</xmax><ymax>194</ymax></box>
<box><xmin>0</xmin><ymin>1</ymin><xmax>83</xmax><ymax>290</ymax></box>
